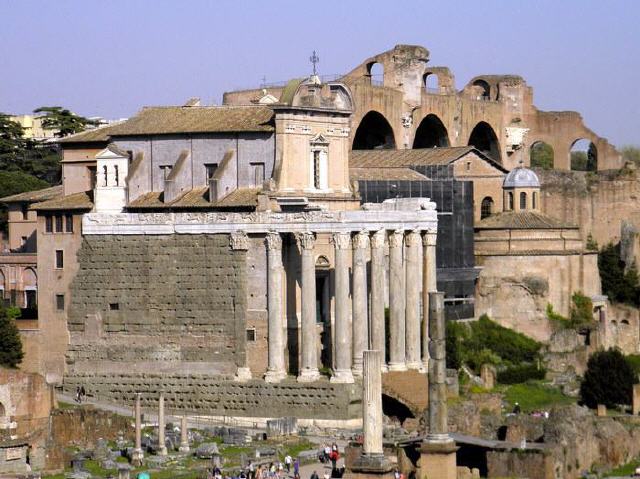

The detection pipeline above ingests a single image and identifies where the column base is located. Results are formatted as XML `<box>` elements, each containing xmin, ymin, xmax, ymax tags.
<box><xmin>178</xmin><ymin>444</ymin><xmax>190</xmax><ymax>453</ymax></box>
<box><xmin>381</xmin><ymin>364</ymin><xmax>389</xmax><ymax>373</ymax></box>
<box><xmin>297</xmin><ymin>368</ymin><xmax>320</xmax><ymax>382</ymax></box>
<box><xmin>234</xmin><ymin>367</ymin><xmax>252</xmax><ymax>382</ymax></box>
<box><xmin>157</xmin><ymin>446</ymin><xmax>168</xmax><ymax>456</ymax></box>
<box><xmin>264</xmin><ymin>369</ymin><xmax>287</xmax><ymax>383</ymax></box>
<box><xmin>330</xmin><ymin>369</ymin><xmax>355</xmax><ymax>384</ymax></box>
<box><xmin>418</xmin><ymin>440</ymin><xmax>458</xmax><ymax>479</ymax></box>
<box><xmin>345</xmin><ymin>453</ymin><xmax>395</xmax><ymax>479</ymax></box>
<box><xmin>131</xmin><ymin>449</ymin><xmax>144</xmax><ymax>466</ymax></box>
<box><xmin>352</xmin><ymin>364</ymin><xmax>363</xmax><ymax>377</ymax></box>
<box><xmin>387</xmin><ymin>362</ymin><xmax>408</xmax><ymax>372</ymax></box>
<box><xmin>406</xmin><ymin>360</ymin><xmax>422</xmax><ymax>370</ymax></box>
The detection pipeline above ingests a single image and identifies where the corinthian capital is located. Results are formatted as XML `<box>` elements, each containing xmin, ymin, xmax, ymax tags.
<box><xmin>388</xmin><ymin>230</ymin><xmax>404</xmax><ymax>248</ymax></box>
<box><xmin>230</xmin><ymin>231</ymin><xmax>249</xmax><ymax>250</ymax></box>
<box><xmin>296</xmin><ymin>232</ymin><xmax>316</xmax><ymax>251</ymax></box>
<box><xmin>265</xmin><ymin>232</ymin><xmax>282</xmax><ymax>251</ymax></box>
<box><xmin>405</xmin><ymin>230</ymin><xmax>421</xmax><ymax>248</ymax></box>
<box><xmin>353</xmin><ymin>231</ymin><xmax>370</xmax><ymax>250</ymax></box>
<box><xmin>422</xmin><ymin>231</ymin><xmax>437</xmax><ymax>247</ymax></box>
<box><xmin>332</xmin><ymin>232</ymin><xmax>351</xmax><ymax>250</ymax></box>
<box><xmin>370</xmin><ymin>230</ymin><xmax>386</xmax><ymax>249</ymax></box>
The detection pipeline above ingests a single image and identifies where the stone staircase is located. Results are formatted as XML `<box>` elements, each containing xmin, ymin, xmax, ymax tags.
<box><xmin>381</xmin><ymin>369</ymin><xmax>429</xmax><ymax>415</ymax></box>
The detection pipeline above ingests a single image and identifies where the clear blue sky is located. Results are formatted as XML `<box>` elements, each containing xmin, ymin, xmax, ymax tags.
<box><xmin>1</xmin><ymin>0</ymin><xmax>638</xmax><ymax>146</ymax></box>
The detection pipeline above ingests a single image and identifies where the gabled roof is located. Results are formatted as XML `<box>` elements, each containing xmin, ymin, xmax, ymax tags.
<box><xmin>31</xmin><ymin>191</ymin><xmax>93</xmax><ymax>211</ymax></box>
<box><xmin>107</xmin><ymin>106</ymin><xmax>274</xmax><ymax>136</ymax></box>
<box><xmin>349</xmin><ymin>167</ymin><xmax>429</xmax><ymax>181</ymax></box>
<box><xmin>475</xmin><ymin>211</ymin><xmax>576</xmax><ymax>230</ymax></box>
<box><xmin>350</xmin><ymin>147</ymin><xmax>508</xmax><ymax>172</ymax></box>
<box><xmin>0</xmin><ymin>185</ymin><xmax>63</xmax><ymax>203</ymax></box>
<box><xmin>57</xmin><ymin>123</ymin><xmax>122</xmax><ymax>144</ymax></box>
<box><xmin>127</xmin><ymin>187</ymin><xmax>260</xmax><ymax>210</ymax></box>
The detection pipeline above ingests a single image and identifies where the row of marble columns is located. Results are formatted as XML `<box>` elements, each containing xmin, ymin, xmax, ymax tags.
<box><xmin>264</xmin><ymin>229</ymin><xmax>437</xmax><ymax>383</ymax></box>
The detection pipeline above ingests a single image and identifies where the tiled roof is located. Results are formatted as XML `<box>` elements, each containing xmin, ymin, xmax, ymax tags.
<box><xmin>350</xmin><ymin>147</ymin><xmax>507</xmax><ymax>171</ymax></box>
<box><xmin>0</xmin><ymin>185</ymin><xmax>63</xmax><ymax>203</ymax></box>
<box><xmin>127</xmin><ymin>187</ymin><xmax>260</xmax><ymax>210</ymax></box>
<box><xmin>32</xmin><ymin>191</ymin><xmax>94</xmax><ymax>211</ymax></box>
<box><xmin>107</xmin><ymin>106</ymin><xmax>274</xmax><ymax>136</ymax></box>
<box><xmin>349</xmin><ymin>167</ymin><xmax>429</xmax><ymax>181</ymax></box>
<box><xmin>475</xmin><ymin>211</ymin><xmax>576</xmax><ymax>230</ymax></box>
<box><xmin>57</xmin><ymin>123</ymin><xmax>122</xmax><ymax>144</ymax></box>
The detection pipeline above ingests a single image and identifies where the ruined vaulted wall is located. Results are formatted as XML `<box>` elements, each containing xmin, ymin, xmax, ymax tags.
<box><xmin>66</xmin><ymin>234</ymin><xmax>247</xmax><ymax>376</ymax></box>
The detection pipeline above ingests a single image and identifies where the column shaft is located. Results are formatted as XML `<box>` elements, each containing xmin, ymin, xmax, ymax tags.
<box><xmin>297</xmin><ymin>232</ymin><xmax>320</xmax><ymax>382</ymax></box>
<box><xmin>179</xmin><ymin>415</ymin><xmax>189</xmax><ymax>452</ymax></box>
<box><xmin>332</xmin><ymin>232</ymin><xmax>354</xmax><ymax>383</ymax></box>
<box><xmin>157</xmin><ymin>393</ymin><xmax>167</xmax><ymax>456</ymax></box>
<box><xmin>422</xmin><ymin>232</ymin><xmax>437</xmax><ymax>369</ymax></box>
<box><xmin>362</xmin><ymin>350</ymin><xmax>384</xmax><ymax>456</ymax></box>
<box><xmin>388</xmin><ymin>230</ymin><xmax>406</xmax><ymax>371</ymax></box>
<box><xmin>265</xmin><ymin>233</ymin><xmax>286</xmax><ymax>382</ymax></box>
<box><xmin>132</xmin><ymin>393</ymin><xmax>143</xmax><ymax>464</ymax></box>
<box><xmin>370</xmin><ymin>230</ymin><xmax>386</xmax><ymax>369</ymax></box>
<box><xmin>405</xmin><ymin>230</ymin><xmax>421</xmax><ymax>369</ymax></box>
<box><xmin>352</xmin><ymin>231</ymin><xmax>370</xmax><ymax>377</ymax></box>
<box><xmin>427</xmin><ymin>292</ymin><xmax>451</xmax><ymax>442</ymax></box>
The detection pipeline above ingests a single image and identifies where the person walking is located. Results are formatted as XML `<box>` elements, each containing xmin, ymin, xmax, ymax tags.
<box><xmin>293</xmin><ymin>458</ymin><xmax>300</xmax><ymax>479</ymax></box>
<box><xmin>284</xmin><ymin>454</ymin><xmax>292</xmax><ymax>473</ymax></box>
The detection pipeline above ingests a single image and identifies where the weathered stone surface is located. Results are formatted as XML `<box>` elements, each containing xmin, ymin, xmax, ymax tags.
<box><xmin>194</xmin><ymin>442</ymin><xmax>220</xmax><ymax>459</ymax></box>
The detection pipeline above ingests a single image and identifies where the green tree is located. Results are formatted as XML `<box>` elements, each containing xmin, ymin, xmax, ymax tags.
<box><xmin>580</xmin><ymin>349</ymin><xmax>636</xmax><ymax>408</ymax></box>
<box><xmin>34</xmin><ymin>106</ymin><xmax>99</xmax><ymax>138</ymax></box>
<box><xmin>0</xmin><ymin>113</ymin><xmax>27</xmax><ymax>167</ymax></box>
<box><xmin>0</xmin><ymin>306</ymin><xmax>24</xmax><ymax>368</ymax></box>
<box><xmin>0</xmin><ymin>171</ymin><xmax>50</xmax><ymax>232</ymax></box>
<box><xmin>598</xmin><ymin>242</ymin><xmax>640</xmax><ymax>306</ymax></box>
<box><xmin>530</xmin><ymin>142</ymin><xmax>554</xmax><ymax>169</ymax></box>
<box><xmin>569</xmin><ymin>292</ymin><xmax>595</xmax><ymax>330</ymax></box>
<box><xmin>571</xmin><ymin>151</ymin><xmax>588</xmax><ymax>171</ymax></box>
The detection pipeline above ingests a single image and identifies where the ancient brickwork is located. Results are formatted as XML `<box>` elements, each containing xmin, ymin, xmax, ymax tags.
<box><xmin>66</xmin><ymin>234</ymin><xmax>247</xmax><ymax>372</ymax></box>
<box><xmin>62</xmin><ymin>374</ymin><xmax>360</xmax><ymax>419</ymax></box>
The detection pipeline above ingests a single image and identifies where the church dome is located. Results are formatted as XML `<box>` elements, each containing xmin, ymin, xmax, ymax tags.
<box><xmin>503</xmin><ymin>167</ymin><xmax>540</xmax><ymax>188</ymax></box>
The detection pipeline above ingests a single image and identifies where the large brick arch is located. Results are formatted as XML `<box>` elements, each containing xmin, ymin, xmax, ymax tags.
<box><xmin>468</xmin><ymin>121</ymin><xmax>502</xmax><ymax>164</ymax></box>
<box><xmin>352</xmin><ymin>110</ymin><xmax>396</xmax><ymax>150</ymax></box>
<box><xmin>413</xmin><ymin>113</ymin><xmax>450</xmax><ymax>148</ymax></box>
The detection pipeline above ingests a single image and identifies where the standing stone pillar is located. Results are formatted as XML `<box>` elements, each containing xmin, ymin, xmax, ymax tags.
<box><xmin>132</xmin><ymin>393</ymin><xmax>143</xmax><ymax>465</ymax></box>
<box><xmin>297</xmin><ymin>232</ymin><xmax>320</xmax><ymax>382</ymax></box>
<box><xmin>370</xmin><ymin>230</ymin><xmax>387</xmax><ymax>370</ymax></box>
<box><xmin>231</xmin><ymin>231</ymin><xmax>252</xmax><ymax>381</ymax></box>
<box><xmin>179</xmin><ymin>415</ymin><xmax>189</xmax><ymax>453</ymax></box>
<box><xmin>388</xmin><ymin>230</ymin><xmax>407</xmax><ymax>371</ymax></box>
<box><xmin>421</xmin><ymin>232</ymin><xmax>437</xmax><ymax>370</ymax></box>
<box><xmin>345</xmin><ymin>350</ymin><xmax>393</xmax><ymax>479</ymax></box>
<box><xmin>352</xmin><ymin>231</ymin><xmax>370</xmax><ymax>377</ymax></box>
<box><xmin>418</xmin><ymin>292</ymin><xmax>457</xmax><ymax>479</ymax></box>
<box><xmin>265</xmin><ymin>232</ymin><xmax>286</xmax><ymax>383</ymax></box>
<box><xmin>157</xmin><ymin>392</ymin><xmax>167</xmax><ymax>456</ymax></box>
<box><xmin>405</xmin><ymin>230</ymin><xmax>422</xmax><ymax>370</ymax></box>
<box><xmin>332</xmin><ymin>232</ymin><xmax>354</xmax><ymax>383</ymax></box>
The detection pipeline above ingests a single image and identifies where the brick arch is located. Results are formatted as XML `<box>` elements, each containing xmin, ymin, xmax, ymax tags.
<box><xmin>352</xmin><ymin>111</ymin><xmax>396</xmax><ymax>150</ymax></box>
<box><xmin>468</xmin><ymin>121</ymin><xmax>502</xmax><ymax>164</ymax></box>
<box><xmin>22</xmin><ymin>267</ymin><xmax>37</xmax><ymax>288</ymax></box>
<box><xmin>413</xmin><ymin>113</ymin><xmax>450</xmax><ymax>148</ymax></box>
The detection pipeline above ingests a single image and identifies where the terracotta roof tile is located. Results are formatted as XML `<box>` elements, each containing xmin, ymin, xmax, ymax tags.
<box><xmin>350</xmin><ymin>147</ymin><xmax>507</xmax><ymax>171</ymax></box>
<box><xmin>475</xmin><ymin>211</ymin><xmax>576</xmax><ymax>230</ymax></box>
<box><xmin>57</xmin><ymin>123</ymin><xmax>123</xmax><ymax>144</ymax></box>
<box><xmin>32</xmin><ymin>191</ymin><xmax>93</xmax><ymax>211</ymax></box>
<box><xmin>349</xmin><ymin>167</ymin><xmax>429</xmax><ymax>181</ymax></box>
<box><xmin>128</xmin><ymin>187</ymin><xmax>259</xmax><ymax>210</ymax></box>
<box><xmin>0</xmin><ymin>185</ymin><xmax>63</xmax><ymax>203</ymax></box>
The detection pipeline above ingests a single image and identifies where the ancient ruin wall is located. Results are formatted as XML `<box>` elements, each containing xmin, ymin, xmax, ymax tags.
<box><xmin>66</xmin><ymin>234</ymin><xmax>248</xmax><ymax>376</ymax></box>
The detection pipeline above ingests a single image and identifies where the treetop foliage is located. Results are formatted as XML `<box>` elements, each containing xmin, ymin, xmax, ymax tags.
<box><xmin>580</xmin><ymin>348</ymin><xmax>635</xmax><ymax>408</ymax></box>
<box><xmin>34</xmin><ymin>106</ymin><xmax>99</xmax><ymax>138</ymax></box>
<box><xmin>0</xmin><ymin>306</ymin><xmax>24</xmax><ymax>368</ymax></box>
<box><xmin>598</xmin><ymin>242</ymin><xmax>640</xmax><ymax>306</ymax></box>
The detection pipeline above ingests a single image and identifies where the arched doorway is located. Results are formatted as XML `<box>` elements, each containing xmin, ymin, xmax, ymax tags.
<box><xmin>468</xmin><ymin>121</ymin><xmax>501</xmax><ymax>163</ymax></box>
<box><xmin>480</xmin><ymin>197</ymin><xmax>494</xmax><ymax>219</ymax></box>
<box><xmin>472</xmin><ymin>80</ymin><xmax>491</xmax><ymax>100</ymax></box>
<box><xmin>530</xmin><ymin>141</ymin><xmax>554</xmax><ymax>169</ymax></box>
<box><xmin>413</xmin><ymin>114</ymin><xmax>450</xmax><ymax>148</ymax></box>
<box><xmin>423</xmin><ymin>73</ymin><xmax>439</xmax><ymax>93</ymax></box>
<box><xmin>352</xmin><ymin>111</ymin><xmax>396</xmax><ymax>150</ymax></box>
<box><xmin>367</xmin><ymin>62</ymin><xmax>384</xmax><ymax>86</ymax></box>
<box><xmin>23</xmin><ymin>267</ymin><xmax>37</xmax><ymax>309</ymax></box>
<box><xmin>570</xmin><ymin>139</ymin><xmax>598</xmax><ymax>171</ymax></box>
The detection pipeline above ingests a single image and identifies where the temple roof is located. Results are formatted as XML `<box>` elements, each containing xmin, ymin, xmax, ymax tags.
<box><xmin>127</xmin><ymin>187</ymin><xmax>260</xmax><ymax>210</ymax></box>
<box><xmin>475</xmin><ymin>211</ymin><xmax>576</xmax><ymax>230</ymax></box>
<box><xmin>350</xmin><ymin>147</ymin><xmax>507</xmax><ymax>171</ymax></box>
<box><xmin>0</xmin><ymin>185</ymin><xmax>63</xmax><ymax>203</ymax></box>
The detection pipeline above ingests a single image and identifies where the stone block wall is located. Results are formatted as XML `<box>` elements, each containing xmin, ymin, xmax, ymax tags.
<box><xmin>66</xmin><ymin>234</ymin><xmax>247</xmax><ymax>375</ymax></box>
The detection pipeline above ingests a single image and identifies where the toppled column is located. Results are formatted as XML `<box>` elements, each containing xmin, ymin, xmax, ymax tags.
<box><xmin>179</xmin><ymin>415</ymin><xmax>190</xmax><ymax>453</ymax></box>
<box><xmin>157</xmin><ymin>392</ymin><xmax>168</xmax><ymax>456</ymax></box>
<box><xmin>132</xmin><ymin>393</ymin><xmax>144</xmax><ymax>465</ymax></box>
<box><xmin>418</xmin><ymin>292</ymin><xmax>457</xmax><ymax>479</ymax></box>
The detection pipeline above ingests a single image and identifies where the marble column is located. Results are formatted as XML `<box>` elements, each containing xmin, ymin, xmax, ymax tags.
<box><xmin>427</xmin><ymin>292</ymin><xmax>451</xmax><ymax>443</ymax></box>
<box><xmin>405</xmin><ymin>230</ymin><xmax>422</xmax><ymax>369</ymax></box>
<box><xmin>297</xmin><ymin>232</ymin><xmax>320</xmax><ymax>382</ymax></box>
<box><xmin>332</xmin><ymin>232</ymin><xmax>354</xmax><ymax>383</ymax></box>
<box><xmin>179</xmin><ymin>415</ymin><xmax>189</xmax><ymax>453</ymax></box>
<box><xmin>388</xmin><ymin>230</ymin><xmax>406</xmax><ymax>371</ymax></box>
<box><xmin>265</xmin><ymin>233</ymin><xmax>286</xmax><ymax>383</ymax></box>
<box><xmin>362</xmin><ymin>350</ymin><xmax>384</xmax><ymax>456</ymax></box>
<box><xmin>157</xmin><ymin>392</ymin><xmax>167</xmax><ymax>456</ymax></box>
<box><xmin>370</xmin><ymin>230</ymin><xmax>386</xmax><ymax>370</ymax></box>
<box><xmin>231</xmin><ymin>231</ymin><xmax>252</xmax><ymax>381</ymax></box>
<box><xmin>421</xmin><ymin>232</ymin><xmax>437</xmax><ymax>370</ymax></box>
<box><xmin>132</xmin><ymin>393</ymin><xmax>143</xmax><ymax>465</ymax></box>
<box><xmin>352</xmin><ymin>231</ymin><xmax>370</xmax><ymax>377</ymax></box>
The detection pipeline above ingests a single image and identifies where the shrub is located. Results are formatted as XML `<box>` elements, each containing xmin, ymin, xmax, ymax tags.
<box><xmin>599</xmin><ymin>242</ymin><xmax>640</xmax><ymax>306</ymax></box>
<box><xmin>498</xmin><ymin>363</ymin><xmax>546</xmax><ymax>384</ymax></box>
<box><xmin>625</xmin><ymin>354</ymin><xmax>640</xmax><ymax>376</ymax></box>
<box><xmin>0</xmin><ymin>306</ymin><xmax>23</xmax><ymax>368</ymax></box>
<box><xmin>580</xmin><ymin>348</ymin><xmax>636</xmax><ymax>408</ymax></box>
<box><xmin>467</xmin><ymin>315</ymin><xmax>541</xmax><ymax>365</ymax></box>
<box><xmin>445</xmin><ymin>320</ymin><xmax>465</xmax><ymax>370</ymax></box>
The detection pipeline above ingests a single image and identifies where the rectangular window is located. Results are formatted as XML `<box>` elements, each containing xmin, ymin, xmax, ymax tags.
<box><xmin>45</xmin><ymin>215</ymin><xmax>53</xmax><ymax>233</ymax></box>
<box><xmin>55</xmin><ymin>250</ymin><xmax>64</xmax><ymax>269</ymax></box>
<box><xmin>65</xmin><ymin>214</ymin><xmax>73</xmax><ymax>233</ymax></box>
<box><xmin>114</xmin><ymin>165</ymin><xmax>119</xmax><ymax>186</ymax></box>
<box><xmin>25</xmin><ymin>290</ymin><xmax>37</xmax><ymax>309</ymax></box>
<box><xmin>250</xmin><ymin>162</ymin><xmax>265</xmax><ymax>187</ymax></box>
<box><xmin>55</xmin><ymin>215</ymin><xmax>63</xmax><ymax>233</ymax></box>
<box><xmin>160</xmin><ymin>165</ymin><xmax>173</xmax><ymax>180</ymax></box>
<box><xmin>88</xmin><ymin>166</ymin><xmax>97</xmax><ymax>190</ymax></box>
<box><xmin>109</xmin><ymin>303</ymin><xmax>119</xmax><ymax>311</ymax></box>
<box><xmin>55</xmin><ymin>294</ymin><xmax>65</xmax><ymax>311</ymax></box>
<box><xmin>246</xmin><ymin>328</ymin><xmax>256</xmax><ymax>342</ymax></box>
<box><xmin>21</xmin><ymin>203</ymin><xmax>29</xmax><ymax>220</ymax></box>
<box><xmin>205</xmin><ymin>163</ymin><xmax>218</xmax><ymax>181</ymax></box>
<box><xmin>313</xmin><ymin>151</ymin><xmax>321</xmax><ymax>189</ymax></box>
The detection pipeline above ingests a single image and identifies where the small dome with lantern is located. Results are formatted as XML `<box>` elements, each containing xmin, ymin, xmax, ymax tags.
<box><xmin>503</xmin><ymin>166</ymin><xmax>540</xmax><ymax>189</ymax></box>
<box><xmin>502</xmin><ymin>164</ymin><xmax>541</xmax><ymax>212</ymax></box>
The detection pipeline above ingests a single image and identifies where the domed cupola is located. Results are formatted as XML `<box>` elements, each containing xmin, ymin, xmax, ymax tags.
<box><xmin>502</xmin><ymin>165</ymin><xmax>540</xmax><ymax>212</ymax></box>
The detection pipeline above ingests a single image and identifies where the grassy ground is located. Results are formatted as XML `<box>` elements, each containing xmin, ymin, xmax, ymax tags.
<box><xmin>497</xmin><ymin>380</ymin><xmax>575</xmax><ymax>412</ymax></box>
<box><xmin>603</xmin><ymin>456</ymin><xmax>640</xmax><ymax>477</ymax></box>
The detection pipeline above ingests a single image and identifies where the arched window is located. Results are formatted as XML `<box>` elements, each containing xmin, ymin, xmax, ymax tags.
<box><xmin>309</xmin><ymin>135</ymin><xmax>329</xmax><ymax>190</ymax></box>
<box><xmin>520</xmin><ymin>192</ymin><xmax>527</xmax><ymax>210</ymax></box>
<box><xmin>480</xmin><ymin>197</ymin><xmax>494</xmax><ymax>219</ymax></box>
<box><xmin>367</xmin><ymin>62</ymin><xmax>384</xmax><ymax>86</ymax></box>
<box><xmin>570</xmin><ymin>139</ymin><xmax>598</xmax><ymax>172</ymax></box>
<box><xmin>507</xmin><ymin>192</ymin><xmax>514</xmax><ymax>211</ymax></box>
<box><xmin>103</xmin><ymin>165</ymin><xmax>108</xmax><ymax>186</ymax></box>
<box><xmin>423</xmin><ymin>73</ymin><xmax>439</xmax><ymax>93</ymax></box>
<box><xmin>532</xmin><ymin>192</ymin><xmax>538</xmax><ymax>209</ymax></box>
<box><xmin>530</xmin><ymin>141</ymin><xmax>554</xmax><ymax>169</ymax></box>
